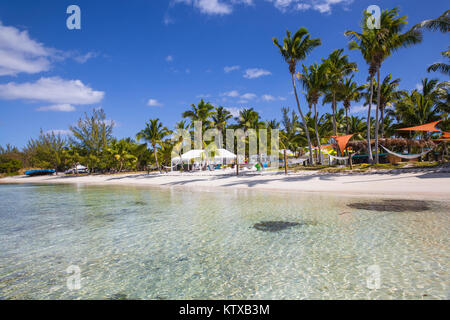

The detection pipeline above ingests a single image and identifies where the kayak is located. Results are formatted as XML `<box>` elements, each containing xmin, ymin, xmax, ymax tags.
<box><xmin>25</xmin><ymin>169</ymin><xmax>56</xmax><ymax>176</ymax></box>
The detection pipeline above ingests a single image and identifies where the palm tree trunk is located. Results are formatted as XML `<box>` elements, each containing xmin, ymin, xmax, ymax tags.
<box><xmin>375</xmin><ymin>68</ymin><xmax>381</xmax><ymax>164</ymax></box>
<box><xmin>284</xmin><ymin>149</ymin><xmax>288</xmax><ymax>175</ymax></box>
<box><xmin>153</xmin><ymin>144</ymin><xmax>160</xmax><ymax>172</ymax></box>
<box><xmin>218</xmin><ymin>128</ymin><xmax>223</xmax><ymax>149</ymax></box>
<box><xmin>367</xmin><ymin>76</ymin><xmax>374</xmax><ymax>163</ymax></box>
<box><xmin>332</xmin><ymin>94</ymin><xmax>337</xmax><ymax>137</ymax></box>
<box><xmin>380</xmin><ymin>106</ymin><xmax>385</xmax><ymax>138</ymax></box>
<box><xmin>291</xmin><ymin>74</ymin><xmax>314</xmax><ymax>165</ymax></box>
<box><xmin>345</xmin><ymin>107</ymin><xmax>349</xmax><ymax>135</ymax></box>
<box><xmin>313</xmin><ymin>103</ymin><xmax>322</xmax><ymax>164</ymax></box>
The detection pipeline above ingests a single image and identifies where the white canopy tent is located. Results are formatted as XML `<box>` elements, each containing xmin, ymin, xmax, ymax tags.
<box><xmin>170</xmin><ymin>149</ymin><xmax>236</xmax><ymax>171</ymax></box>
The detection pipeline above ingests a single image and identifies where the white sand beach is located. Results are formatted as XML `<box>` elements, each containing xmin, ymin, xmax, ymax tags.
<box><xmin>2</xmin><ymin>168</ymin><xmax>450</xmax><ymax>200</ymax></box>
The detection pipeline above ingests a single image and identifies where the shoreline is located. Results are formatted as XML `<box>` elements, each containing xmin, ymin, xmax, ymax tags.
<box><xmin>1</xmin><ymin>168</ymin><xmax>450</xmax><ymax>200</ymax></box>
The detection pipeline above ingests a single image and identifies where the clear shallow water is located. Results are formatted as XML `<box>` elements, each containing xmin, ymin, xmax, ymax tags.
<box><xmin>0</xmin><ymin>183</ymin><xmax>448</xmax><ymax>300</ymax></box>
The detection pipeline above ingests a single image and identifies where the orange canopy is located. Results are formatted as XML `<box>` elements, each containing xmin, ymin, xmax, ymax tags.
<box><xmin>331</xmin><ymin>134</ymin><xmax>354</xmax><ymax>154</ymax></box>
<box><xmin>433</xmin><ymin>138</ymin><xmax>450</xmax><ymax>141</ymax></box>
<box><xmin>396</xmin><ymin>120</ymin><xmax>441</xmax><ymax>132</ymax></box>
<box><xmin>442</xmin><ymin>132</ymin><xmax>450</xmax><ymax>138</ymax></box>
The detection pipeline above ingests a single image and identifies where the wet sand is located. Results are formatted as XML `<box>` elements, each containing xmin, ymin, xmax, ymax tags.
<box><xmin>2</xmin><ymin>169</ymin><xmax>449</xmax><ymax>200</ymax></box>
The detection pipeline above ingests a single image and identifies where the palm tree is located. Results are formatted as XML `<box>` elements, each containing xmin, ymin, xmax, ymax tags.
<box><xmin>322</xmin><ymin>49</ymin><xmax>358</xmax><ymax>137</ymax></box>
<box><xmin>347</xmin><ymin>116</ymin><xmax>367</xmax><ymax>140</ymax></box>
<box><xmin>182</xmin><ymin>99</ymin><xmax>214</xmax><ymax>130</ymax></box>
<box><xmin>411</xmin><ymin>9</ymin><xmax>449</xmax><ymax>33</ymax></box>
<box><xmin>108</xmin><ymin>138</ymin><xmax>137</xmax><ymax>172</ymax></box>
<box><xmin>346</xmin><ymin>7</ymin><xmax>422</xmax><ymax>163</ymax></box>
<box><xmin>211</xmin><ymin>106</ymin><xmax>232</xmax><ymax>148</ymax></box>
<box><xmin>298</xmin><ymin>62</ymin><xmax>327</xmax><ymax>163</ymax></box>
<box><xmin>389</xmin><ymin>78</ymin><xmax>441</xmax><ymax>139</ymax></box>
<box><xmin>427</xmin><ymin>48</ymin><xmax>450</xmax><ymax>75</ymax></box>
<box><xmin>338</xmin><ymin>76</ymin><xmax>364</xmax><ymax>134</ymax></box>
<box><xmin>136</xmin><ymin>119</ymin><xmax>171</xmax><ymax>172</ymax></box>
<box><xmin>372</xmin><ymin>74</ymin><xmax>404</xmax><ymax>137</ymax></box>
<box><xmin>273</xmin><ymin>28</ymin><xmax>321</xmax><ymax>165</ymax></box>
<box><xmin>237</xmin><ymin>108</ymin><xmax>261</xmax><ymax>131</ymax></box>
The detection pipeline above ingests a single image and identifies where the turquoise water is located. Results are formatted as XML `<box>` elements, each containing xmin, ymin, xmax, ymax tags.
<box><xmin>0</xmin><ymin>183</ymin><xmax>448</xmax><ymax>300</ymax></box>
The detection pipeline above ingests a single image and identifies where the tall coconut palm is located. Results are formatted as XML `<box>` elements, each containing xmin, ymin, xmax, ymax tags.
<box><xmin>322</xmin><ymin>49</ymin><xmax>358</xmax><ymax>137</ymax></box>
<box><xmin>182</xmin><ymin>99</ymin><xmax>214</xmax><ymax>130</ymax></box>
<box><xmin>237</xmin><ymin>108</ymin><xmax>261</xmax><ymax>131</ymax></box>
<box><xmin>338</xmin><ymin>76</ymin><xmax>364</xmax><ymax>134</ymax></box>
<box><xmin>298</xmin><ymin>62</ymin><xmax>327</xmax><ymax>163</ymax></box>
<box><xmin>136</xmin><ymin>119</ymin><xmax>171</xmax><ymax>172</ymax></box>
<box><xmin>346</xmin><ymin>7</ymin><xmax>422</xmax><ymax>163</ymax></box>
<box><xmin>211</xmin><ymin>106</ymin><xmax>232</xmax><ymax>148</ymax></box>
<box><xmin>372</xmin><ymin>74</ymin><xmax>404</xmax><ymax>137</ymax></box>
<box><xmin>273</xmin><ymin>28</ymin><xmax>321</xmax><ymax>165</ymax></box>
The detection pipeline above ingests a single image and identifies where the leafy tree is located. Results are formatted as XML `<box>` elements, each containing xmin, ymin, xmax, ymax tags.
<box><xmin>136</xmin><ymin>119</ymin><xmax>171</xmax><ymax>172</ymax></box>
<box><xmin>298</xmin><ymin>62</ymin><xmax>328</xmax><ymax>163</ymax></box>
<box><xmin>273</xmin><ymin>27</ymin><xmax>321</xmax><ymax>165</ymax></box>
<box><xmin>24</xmin><ymin>130</ymin><xmax>67</xmax><ymax>173</ymax></box>
<box><xmin>69</xmin><ymin>108</ymin><xmax>114</xmax><ymax>172</ymax></box>
<box><xmin>211</xmin><ymin>106</ymin><xmax>232</xmax><ymax>148</ymax></box>
<box><xmin>322</xmin><ymin>49</ymin><xmax>358</xmax><ymax>137</ymax></box>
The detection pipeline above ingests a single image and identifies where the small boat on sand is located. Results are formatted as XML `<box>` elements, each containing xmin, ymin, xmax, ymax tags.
<box><xmin>25</xmin><ymin>169</ymin><xmax>56</xmax><ymax>176</ymax></box>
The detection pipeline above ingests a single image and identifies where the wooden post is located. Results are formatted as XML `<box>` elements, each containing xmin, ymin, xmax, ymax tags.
<box><xmin>236</xmin><ymin>159</ymin><xmax>239</xmax><ymax>176</ymax></box>
<box><xmin>349</xmin><ymin>152</ymin><xmax>353</xmax><ymax>170</ymax></box>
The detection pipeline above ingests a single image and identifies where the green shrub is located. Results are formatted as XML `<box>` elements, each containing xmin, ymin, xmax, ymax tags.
<box><xmin>0</xmin><ymin>155</ymin><xmax>22</xmax><ymax>173</ymax></box>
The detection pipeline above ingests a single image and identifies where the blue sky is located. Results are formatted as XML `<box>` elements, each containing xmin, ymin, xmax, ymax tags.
<box><xmin>0</xmin><ymin>0</ymin><xmax>448</xmax><ymax>147</ymax></box>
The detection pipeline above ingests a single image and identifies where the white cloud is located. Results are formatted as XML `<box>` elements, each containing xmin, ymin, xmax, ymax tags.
<box><xmin>73</xmin><ymin>51</ymin><xmax>99</xmax><ymax>64</ymax></box>
<box><xmin>0</xmin><ymin>21</ymin><xmax>52</xmax><ymax>76</ymax></box>
<box><xmin>241</xmin><ymin>92</ymin><xmax>257</xmax><ymax>100</ymax></box>
<box><xmin>36</xmin><ymin>104</ymin><xmax>76</xmax><ymax>112</ymax></box>
<box><xmin>296</xmin><ymin>3</ymin><xmax>311</xmax><ymax>11</ymax></box>
<box><xmin>166</xmin><ymin>55</ymin><xmax>173</xmax><ymax>62</ymax></box>
<box><xmin>225</xmin><ymin>107</ymin><xmax>242</xmax><ymax>117</ymax></box>
<box><xmin>243</xmin><ymin>68</ymin><xmax>271</xmax><ymax>79</ymax></box>
<box><xmin>262</xmin><ymin>94</ymin><xmax>276</xmax><ymax>101</ymax></box>
<box><xmin>173</xmin><ymin>0</ymin><xmax>351</xmax><ymax>17</ymax></box>
<box><xmin>222</xmin><ymin>90</ymin><xmax>240</xmax><ymax>97</ymax></box>
<box><xmin>269</xmin><ymin>0</ymin><xmax>352</xmax><ymax>14</ymax></box>
<box><xmin>415</xmin><ymin>83</ymin><xmax>423</xmax><ymax>91</ymax></box>
<box><xmin>350</xmin><ymin>105</ymin><xmax>367</xmax><ymax>114</ymax></box>
<box><xmin>0</xmin><ymin>77</ymin><xmax>104</xmax><ymax>105</ymax></box>
<box><xmin>196</xmin><ymin>93</ymin><xmax>211</xmax><ymax>98</ymax></box>
<box><xmin>175</xmin><ymin>0</ymin><xmax>232</xmax><ymax>15</ymax></box>
<box><xmin>147</xmin><ymin>99</ymin><xmax>163</xmax><ymax>106</ymax></box>
<box><xmin>224</xmin><ymin>65</ymin><xmax>240</xmax><ymax>73</ymax></box>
